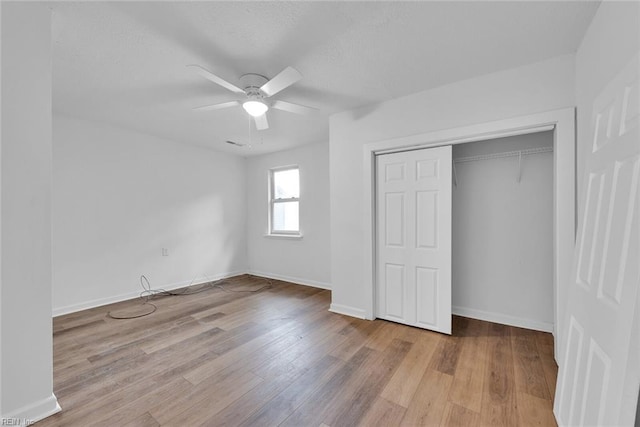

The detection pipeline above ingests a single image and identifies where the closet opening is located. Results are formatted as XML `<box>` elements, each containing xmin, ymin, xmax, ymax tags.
<box><xmin>451</xmin><ymin>131</ymin><xmax>554</xmax><ymax>332</ymax></box>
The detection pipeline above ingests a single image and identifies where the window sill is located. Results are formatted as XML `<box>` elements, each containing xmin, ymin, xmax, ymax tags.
<box><xmin>264</xmin><ymin>233</ymin><xmax>303</xmax><ymax>240</ymax></box>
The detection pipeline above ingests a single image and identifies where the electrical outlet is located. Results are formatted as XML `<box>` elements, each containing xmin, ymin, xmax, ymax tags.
<box><xmin>162</xmin><ymin>248</ymin><xmax>169</xmax><ymax>256</ymax></box>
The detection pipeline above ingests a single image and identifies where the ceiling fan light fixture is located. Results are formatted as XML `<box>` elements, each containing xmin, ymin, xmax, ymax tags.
<box><xmin>242</xmin><ymin>100</ymin><xmax>268</xmax><ymax>117</ymax></box>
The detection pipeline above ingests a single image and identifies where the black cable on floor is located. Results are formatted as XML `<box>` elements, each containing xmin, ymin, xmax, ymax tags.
<box><xmin>107</xmin><ymin>274</ymin><xmax>272</xmax><ymax>320</ymax></box>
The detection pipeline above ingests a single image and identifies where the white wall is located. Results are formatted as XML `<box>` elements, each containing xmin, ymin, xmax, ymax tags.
<box><xmin>329</xmin><ymin>54</ymin><xmax>575</xmax><ymax>318</ymax></box>
<box><xmin>52</xmin><ymin>115</ymin><xmax>247</xmax><ymax>315</ymax></box>
<box><xmin>0</xmin><ymin>3</ymin><xmax>60</xmax><ymax>423</ymax></box>
<box><xmin>452</xmin><ymin>132</ymin><xmax>554</xmax><ymax>331</ymax></box>
<box><xmin>574</xmin><ymin>0</ymin><xmax>640</xmax><ymax>422</ymax></box>
<box><xmin>246</xmin><ymin>141</ymin><xmax>331</xmax><ymax>289</ymax></box>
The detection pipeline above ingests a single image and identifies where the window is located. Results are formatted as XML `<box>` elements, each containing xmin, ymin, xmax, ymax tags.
<box><xmin>269</xmin><ymin>166</ymin><xmax>300</xmax><ymax>235</ymax></box>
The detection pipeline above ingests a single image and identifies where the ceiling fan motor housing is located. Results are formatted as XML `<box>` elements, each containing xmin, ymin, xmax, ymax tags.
<box><xmin>240</xmin><ymin>73</ymin><xmax>270</xmax><ymax>98</ymax></box>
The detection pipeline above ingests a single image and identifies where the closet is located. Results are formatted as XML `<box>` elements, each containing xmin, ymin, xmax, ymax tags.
<box><xmin>451</xmin><ymin>131</ymin><xmax>554</xmax><ymax>331</ymax></box>
<box><xmin>375</xmin><ymin>130</ymin><xmax>554</xmax><ymax>333</ymax></box>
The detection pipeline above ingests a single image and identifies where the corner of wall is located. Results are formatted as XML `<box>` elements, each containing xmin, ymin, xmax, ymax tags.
<box><xmin>1</xmin><ymin>2</ymin><xmax>56</xmax><ymax>422</ymax></box>
<box><xmin>2</xmin><ymin>394</ymin><xmax>60</xmax><ymax>425</ymax></box>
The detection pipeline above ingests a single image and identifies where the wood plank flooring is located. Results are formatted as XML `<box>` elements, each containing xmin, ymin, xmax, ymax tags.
<box><xmin>37</xmin><ymin>275</ymin><xmax>558</xmax><ymax>426</ymax></box>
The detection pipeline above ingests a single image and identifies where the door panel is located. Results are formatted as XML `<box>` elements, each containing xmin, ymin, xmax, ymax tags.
<box><xmin>385</xmin><ymin>193</ymin><xmax>405</xmax><ymax>247</ymax></box>
<box><xmin>416</xmin><ymin>191</ymin><xmax>438</xmax><ymax>248</ymax></box>
<box><xmin>376</xmin><ymin>146</ymin><xmax>452</xmax><ymax>334</ymax></box>
<box><xmin>385</xmin><ymin>263</ymin><xmax>405</xmax><ymax>320</ymax></box>
<box><xmin>416</xmin><ymin>267</ymin><xmax>438</xmax><ymax>327</ymax></box>
<box><xmin>554</xmin><ymin>53</ymin><xmax>639</xmax><ymax>426</ymax></box>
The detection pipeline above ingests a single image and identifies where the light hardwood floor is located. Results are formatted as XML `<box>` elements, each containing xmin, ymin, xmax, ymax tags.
<box><xmin>37</xmin><ymin>275</ymin><xmax>558</xmax><ymax>426</ymax></box>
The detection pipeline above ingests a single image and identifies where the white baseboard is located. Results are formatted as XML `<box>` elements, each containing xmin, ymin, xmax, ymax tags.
<box><xmin>329</xmin><ymin>303</ymin><xmax>366</xmax><ymax>319</ymax></box>
<box><xmin>247</xmin><ymin>270</ymin><xmax>331</xmax><ymax>290</ymax></box>
<box><xmin>52</xmin><ymin>270</ymin><xmax>245</xmax><ymax>317</ymax></box>
<box><xmin>2</xmin><ymin>392</ymin><xmax>60</xmax><ymax>425</ymax></box>
<box><xmin>452</xmin><ymin>305</ymin><xmax>553</xmax><ymax>333</ymax></box>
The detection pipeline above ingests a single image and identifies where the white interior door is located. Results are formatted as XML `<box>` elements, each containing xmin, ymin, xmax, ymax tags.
<box><xmin>376</xmin><ymin>145</ymin><xmax>452</xmax><ymax>334</ymax></box>
<box><xmin>554</xmin><ymin>53</ymin><xmax>640</xmax><ymax>426</ymax></box>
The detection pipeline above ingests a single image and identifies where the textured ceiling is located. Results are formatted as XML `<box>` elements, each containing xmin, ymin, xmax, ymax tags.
<box><xmin>52</xmin><ymin>1</ymin><xmax>600</xmax><ymax>156</ymax></box>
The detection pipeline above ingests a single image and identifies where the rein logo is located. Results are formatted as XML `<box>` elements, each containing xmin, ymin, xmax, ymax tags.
<box><xmin>1</xmin><ymin>419</ymin><xmax>34</xmax><ymax>426</ymax></box>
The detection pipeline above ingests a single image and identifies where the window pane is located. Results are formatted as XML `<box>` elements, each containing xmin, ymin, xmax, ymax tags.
<box><xmin>273</xmin><ymin>201</ymin><xmax>299</xmax><ymax>232</ymax></box>
<box><xmin>274</xmin><ymin>168</ymin><xmax>299</xmax><ymax>199</ymax></box>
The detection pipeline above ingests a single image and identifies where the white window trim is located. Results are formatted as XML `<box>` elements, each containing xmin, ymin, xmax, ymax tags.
<box><xmin>268</xmin><ymin>165</ymin><xmax>302</xmax><ymax>237</ymax></box>
<box><xmin>263</xmin><ymin>233</ymin><xmax>303</xmax><ymax>240</ymax></box>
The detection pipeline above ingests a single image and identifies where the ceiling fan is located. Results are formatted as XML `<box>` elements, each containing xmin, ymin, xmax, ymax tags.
<box><xmin>188</xmin><ymin>64</ymin><xmax>316</xmax><ymax>130</ymax></box>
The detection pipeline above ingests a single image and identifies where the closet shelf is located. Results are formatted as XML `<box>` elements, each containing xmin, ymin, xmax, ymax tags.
<box><xmin>453</xmin><ymin>146</ymin><xmax>553</xmax><ymax>164</ymax></box>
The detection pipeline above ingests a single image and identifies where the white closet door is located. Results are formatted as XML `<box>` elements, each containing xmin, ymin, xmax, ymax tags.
<box><xmin>376</xmin><ymin>145</ymin><xmax>452</xmax><ymax>334</ymax></box>
<box><xmin>554</xmin><ymin>53</ymin><xmax>639</xmax><ymax>426</ymax></box>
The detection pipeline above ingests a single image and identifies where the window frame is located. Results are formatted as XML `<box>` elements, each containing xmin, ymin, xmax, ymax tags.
<box><xmin>268</xmin><ymin>165</ymin><xmax>301</xmax><ymax>237</ymax></box>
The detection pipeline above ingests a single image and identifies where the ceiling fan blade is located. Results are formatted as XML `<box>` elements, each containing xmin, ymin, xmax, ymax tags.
<box><xmin>260</xmin><ymin>66</ymin><xmax>302</xmax><ymax>97</ymax></box>
<box><xmin>254</xmin><ymin>113</ymin><xmax>269</xmax><ymax>130</ymax></box>
<box><xmin>187</xmin><ymin>65</ymin><xmax>245</xmax><ymax>95</ymax></box>
<box><xmin>271</xmin><ymin>100</ymin><xmax>317</xmax><ymax>115</ymax></box>
<box><xmin>192</xmin><ymin>100</ymin><xmax>240</xmax><ymax>111</ymax></box>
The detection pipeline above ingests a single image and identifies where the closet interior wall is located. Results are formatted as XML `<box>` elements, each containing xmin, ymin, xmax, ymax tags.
<box><xmin>452</xmin><ymin>131</ymin><xmax>554</xmax><ymax>331</ymax></box>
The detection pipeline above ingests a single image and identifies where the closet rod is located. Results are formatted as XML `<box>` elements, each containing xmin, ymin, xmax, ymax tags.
<box><xmin>454</xmin><ymin>146</ymin><xmax>553</xmax><ymax>164</ymax></box>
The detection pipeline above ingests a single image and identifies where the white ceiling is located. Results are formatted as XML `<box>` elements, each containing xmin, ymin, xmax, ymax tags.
<box><xmin>52</xmin><ymin>1</ymin><xmax>600</xmax><ymax>156</ymax></box>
